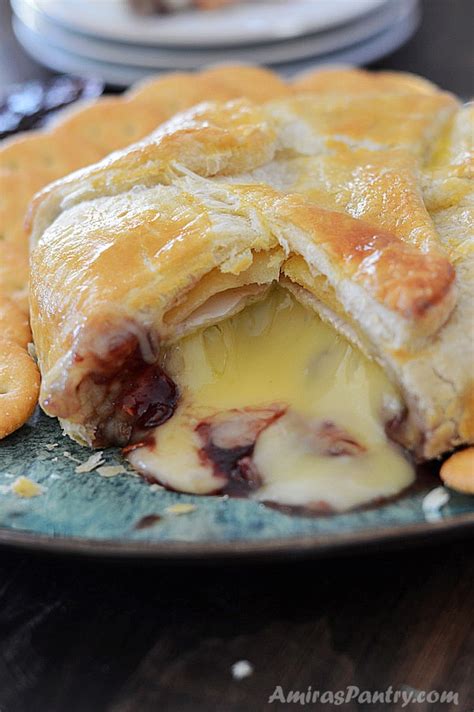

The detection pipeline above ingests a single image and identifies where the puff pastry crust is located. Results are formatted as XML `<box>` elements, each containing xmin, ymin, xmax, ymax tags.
<box><xmin>28</xmin><ymin>71</ymin><xmax>473</xmax><ymax>460</ymax></box>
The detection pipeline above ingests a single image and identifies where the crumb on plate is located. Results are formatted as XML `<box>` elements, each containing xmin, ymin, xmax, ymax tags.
<box><xmin>74</xmin><ymin>452</ymin><xmax>104</xmax><ymax>473</ymax></box>
<box><xmin>11</xmin><ymin>476</ymin><xmax>44</xmax><ymax>498</ymax></box>
<box><xmin>422</xmin><ymin>486</ymin><xmax>450</xmax><ymax>522</ymax></box>
<box><xmin>165</xmin><ymin>503</ymin><xmax>197</xmax><ymax>515</ymax></box>
<box><xmin>63</xmin><ymin>451</ymin><xmax>82</xmax><ymax>464</ymax></box>
<box><xmin>97</xmin><ymin>465</ymin><xmax>127</xmax><ymax>478</ymax></box>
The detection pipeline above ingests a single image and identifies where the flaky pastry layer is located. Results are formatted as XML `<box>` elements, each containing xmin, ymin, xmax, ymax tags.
<box><xmin>28</xmin><ymin>71</ymin><xmax>473</xmax><ymax>458</ymax></box>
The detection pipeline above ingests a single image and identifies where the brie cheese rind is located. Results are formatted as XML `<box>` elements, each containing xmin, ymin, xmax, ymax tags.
<box><xmin>29</xmin><ymin>86</ymin><xmax>473</xmax><ymax>484</ymax></box>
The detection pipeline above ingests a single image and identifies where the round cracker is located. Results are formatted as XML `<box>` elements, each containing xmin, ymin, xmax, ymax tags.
<box><xmin>0</xmin><ymin>295</ymin><xmax>31</xmax><ymax>347</ymax></box>
<box><xmin>440</xmin><ymin>448</ymin><xmax>474</xmax><ymax>494</ymax></box>
<box><xmin>0</xmin><ymin>339</ymin><xmax>40</xmax><ymax>439</ymax></box>
<box><xmin>0</xmin><ymin>241</ymin><xmax>29</xmax><ymax>311</ymax></box>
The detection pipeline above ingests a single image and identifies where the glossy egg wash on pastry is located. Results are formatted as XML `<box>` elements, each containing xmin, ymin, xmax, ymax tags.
<box><xmin>128</xmin><ymin>287</ymin><xmax>414</xmax><ymax>512</ymax></box>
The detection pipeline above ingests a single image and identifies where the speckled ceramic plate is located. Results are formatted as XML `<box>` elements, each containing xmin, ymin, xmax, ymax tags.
<box><xmin>1</xmin><ymin>410</ymin><xmax>473</xmax><ymax>559</ymax></box>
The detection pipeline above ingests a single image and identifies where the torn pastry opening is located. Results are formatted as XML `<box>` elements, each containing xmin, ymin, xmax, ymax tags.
<box><xmin>50</xmin><ymin>287</ymin><xmax>416</xmax><ymax>512</ymax></box>
<box><xmin>41</xmin><ymin>263</ymin><xmax>415</xmax><ymax>513</ymax></box>
<box><xmin>133</xmin><ymin>284</ymin><xmax>414</xmax><ymax>512</ymax></box>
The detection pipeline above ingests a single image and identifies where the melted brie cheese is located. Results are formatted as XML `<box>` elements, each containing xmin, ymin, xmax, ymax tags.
<box><xmin>128</xmin><ymin>287</ymin><xmax>414</xmax><ymax>511</ymax></box>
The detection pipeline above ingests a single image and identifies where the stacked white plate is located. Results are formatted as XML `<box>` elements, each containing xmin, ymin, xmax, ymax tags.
<box><xmin>12</xmin><ymin>0</ymin><xmax>421</xmax><ymax>87</ymax></box>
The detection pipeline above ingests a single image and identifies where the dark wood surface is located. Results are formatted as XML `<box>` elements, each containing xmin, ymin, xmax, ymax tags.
<box><xmin>1</xmin><ymin>539</ymin><xmax>474</xmax><ymax>712</ymax></box>
<box><xmin>0</xmin><ymin>1</ymin><xmax>473</xmax><ymax>710</ymax></box>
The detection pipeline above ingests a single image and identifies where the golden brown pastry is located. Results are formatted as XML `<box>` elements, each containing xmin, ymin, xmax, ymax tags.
<box><xmin>26</xmin><ymin>70</ymin><xmax>474</xmax><ymax>507</ymax></box>
<box><xmin>0</xmin><ymin>64</ymin><xmax>447</xmax><ymax>445</ymax></box>
<box><xmin>0</xmin><ymin>64</ymin><xmax>443</xmax><ymax>311</ymax></box>
<box><xmin>25</xmin><ymin>69</ymin><xmax>474</xmax><ymax>511</ymax></box>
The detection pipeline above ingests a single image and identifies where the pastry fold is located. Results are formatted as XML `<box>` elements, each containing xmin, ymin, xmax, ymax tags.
<box><xmin>29</xmin><ymin>90</ymin><xmax>473</xmax><ymax>458</ymax></box>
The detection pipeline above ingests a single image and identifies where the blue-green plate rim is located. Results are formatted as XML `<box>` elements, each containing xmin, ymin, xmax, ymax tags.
<box><xmin>1</xmin><ymin>513</ymin><xmax>473</xmax><ymax>560</ymax></box>
<box><xmin>2</xmin><ymin>412</ymin><xmax>473</xmax><ymax>561</ymax></box>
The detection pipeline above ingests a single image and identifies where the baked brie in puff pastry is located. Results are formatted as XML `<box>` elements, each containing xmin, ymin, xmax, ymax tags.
<box><xmin>28</xmin><ymin>84</ymin><xmax>474</xmax><ymax>510</ymax></box>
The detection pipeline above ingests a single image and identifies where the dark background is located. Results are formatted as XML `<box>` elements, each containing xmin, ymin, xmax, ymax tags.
<box><xmin>1</xmin><ymin>0</ymin><xmax>473</xmax><ymax>94</ymax></box>
<box><xmin>0</xmin><ymin>1</ymin><xmax>473</xmax><ymax>710</ymax></box>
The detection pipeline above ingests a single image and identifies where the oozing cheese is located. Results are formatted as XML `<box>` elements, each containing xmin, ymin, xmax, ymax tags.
<box><xmin>128</xmin><ymin>287</ymin><xmax>414</xmax><ymax>511</ymax></box>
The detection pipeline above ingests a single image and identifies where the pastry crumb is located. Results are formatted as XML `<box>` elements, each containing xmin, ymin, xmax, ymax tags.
<box><xmin>422</xmin><ymin>486</ymin><xmax>450</xmax><ymax>522</ymax></box>
<box><xmin>74</xmin><ymin>452</ymin><xmax>104</xmax><ymax>473</ymax></box>
<box><xmin>44</xmin><ymin>443</ymin><xmax>59</xmax><ymax>451</ymax></box>
<box><xmin>11</xmin><ymin>476</ymin><xmax>44</xmax><ymax>498</ymax></box>
<box><xmin>149</xmin><ymin>483</ymin><xmax>164</xmax><ymax>492</ymax></box>
<box><xmin>63</xmin><ymin>451</ymin><xmax>82</xmax><ymax>464</ymax></box>
<box><xmin>165</xmin><ymin>503</ymin><xmax>197</xmax><ymax>515</ymax></box>
<box><xmin>27</xmin><ymin>342</ymin><xmax>37</xmax><ymax>360</ymax></box>
<box><xmin>97</xmin><ymin>465</ymin><xmax>127</xmax><ymax>478</ymax></box>
<box><xmin>231</xmin><ymin>660</ymin><xmax>254</xmax><ymax>680</ymax></box>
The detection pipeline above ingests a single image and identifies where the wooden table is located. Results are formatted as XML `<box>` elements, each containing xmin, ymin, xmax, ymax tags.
<box><xmin>0</xmin><ymin>1</ymin><xmax>473</xmax><ymax>710</ymax></box>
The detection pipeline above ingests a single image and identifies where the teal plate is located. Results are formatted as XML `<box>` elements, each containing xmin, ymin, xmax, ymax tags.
<box><xmin>0</xmin><ymin>409</ymin><xmax>473</xmax><ymax>559</ymax></box>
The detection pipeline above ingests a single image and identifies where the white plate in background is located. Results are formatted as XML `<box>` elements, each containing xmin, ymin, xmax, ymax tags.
<box><xmin>13</xmin><ymin>2</ymin><xmax>420</xmax><ymax>87</ymax></box>
<box><xmin>24</xmin><ymin>0</ymin><xmax>388</xmax><ymax>47</ymax></box>
<box><xmin>12</xmin><ymin>0</ymin><xmax>416</xmax><ymax>70</ymax></box>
